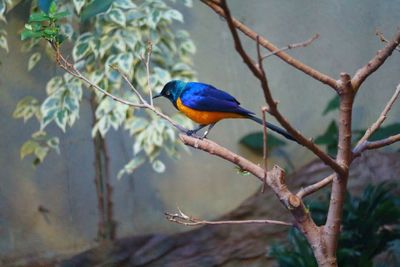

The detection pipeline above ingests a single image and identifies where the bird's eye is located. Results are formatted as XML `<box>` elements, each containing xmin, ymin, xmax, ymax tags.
<box><xmin>165</xmin><ymin>91</ymin><xmax>171</xmax><ymax>96</ymax></box>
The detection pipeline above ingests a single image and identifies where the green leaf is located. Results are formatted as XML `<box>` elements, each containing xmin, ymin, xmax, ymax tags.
<box><xmin>52</xmin><ymin>11</ymin><xmax>69</xmax><ymax>20</ymax></box>
<box><xmin>20</xmin><ymin>28</ymin><xmax>42</xmax><ymax>41</ymax></box>
<box><xmin>108</xmin><ymin>8</ymin><xmax>126</xmax><ymax>26</ymax></box>
<box><xmin>28</xmin><ymin>52</ymin><xmax>41</xmax><ymax>71</ymax></box>
<box><xmin>73</xmin><ymin>0</ymin><xmax>85</xmax><ymax>14</ymax></box>
<box><xmin>80</xmin><ymin>0</ymin><xmax>114</xmax><ymax>22</ymax></box>
<box><xmin>369</xmin><ymin>123</ymin><xmax>400</xmax><ymax>141</ymax></box>
<box><xmin>164</xmin><ymin>9</ymin><xmax>183</xmax><ymax>22</ymax></box>
<box><xmin>0</xmin><ymin>1</ymin><xmax>5</xmax><ymax>17</ymax></box>
<box><xmin>46</xmin><ymin>76</ymin><xmax>63</xmax><ymax>94</ymax></box>
<box><xmin>152</xmin><ymin>160</ymin><xmax>165</xmax><ymax>173</ymax></box>
<box><xmin>34</xmin><ymin>146</ymin><xmax>49</xmax><ymax>162</ymax></box>
<box><xmin>0</xmin><ymin>34</ymin><xmax>8</xmax><ymax>52</ymax></box>
<box><xmin>55</xmin><ymin>109</ymin><xmax>68</xmax><ymax>132</ymax></box>
<box><xmin>180</xmin><ymin>40</ymin><xmax>196</xmax><ymax>54</ymax></box>
<box><xmin>323</xmin><ymin>95</ymin><xmax>339</xmax><ymax>115</ymax></box>
<box><xmin>29</xmin><ymin>12</ymin><xmax>49</xmax><ymax>22</ymax></box>
<box><xmin>181</xmin><ymin>0</ymin><xmax>193</xmax><ymax>7</ymax></box>
<box><xmin>125</xmin><ymin>117</ymin><xmax>148</xmax><ymax>135</ymax></box>
<box><xmin>20</xmin><ymin>140</ymin><xmax>39</xmax><ymax>159</ymax></box>
<box><xmin>239</xmin><ymin>131</ymin><xmax>287</xmax><ymax>155</ymax></box>
<box><xmin>72</xmin><ymin>40</ymin><xmax>91</xmax><ymax>61</ymax></box>
<box><xmin>47</xmin><ymin>137</ymin><xmax>60</xmax><ymax>154</ymax></box>
<box><xmin>117</xmin><ymin>155</ymin><xmax>146</xmax><ymax>179</ymax></box>
<box><xmin>13</xmin><ymin>96</ymin><xmax>40</xmax><ymax>122</ymax></box>
<box><xmin>114</xmin><ymin>0</ymin><xmax>137</xmax><ymax>9</ymax></box>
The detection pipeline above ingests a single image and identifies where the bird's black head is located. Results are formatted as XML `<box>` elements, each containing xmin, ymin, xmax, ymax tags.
<box><xmin>153</xmin><ymin>80</ymin><xmax>187</xmax><ymax>105</ymax></box>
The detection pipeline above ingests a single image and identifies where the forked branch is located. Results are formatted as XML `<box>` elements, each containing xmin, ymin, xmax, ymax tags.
<box><xmin>219</xmin><ymin>0</ymin><xmax>344</xmax><ymax>176</ymax></box>
<box><xmin>200</xmin><ymin>0</ymin><xmax>338</xmax><ymax>90</ymax></box>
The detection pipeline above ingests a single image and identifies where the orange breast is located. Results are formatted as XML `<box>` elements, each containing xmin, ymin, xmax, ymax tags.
<box><xmin>176</xmin><ymin>97</ymin><xmax>244</xmax><ymax>125</ymax></box>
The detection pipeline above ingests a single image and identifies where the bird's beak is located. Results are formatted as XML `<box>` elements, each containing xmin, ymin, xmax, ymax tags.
<box><xmin>152</xmin><ymin>93</ymin><xmax>162</xmax><ymax>99</ymax></box>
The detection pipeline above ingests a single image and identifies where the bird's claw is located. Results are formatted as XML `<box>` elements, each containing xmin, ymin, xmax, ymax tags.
<box><xmin>185</xmin><ymin>130</ymin><xmax>204</xmax><ymax>140</ymax></box>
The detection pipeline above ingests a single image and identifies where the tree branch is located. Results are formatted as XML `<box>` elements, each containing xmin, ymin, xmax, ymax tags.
<box><xmin>219</xmin><ymin>0</ymin><xmax>344</xmax><ymax>176</ymax></box>
<box><xmin>297</xmin><ymin>173</ymin><xmax>335</xmax><ymax>199</ymax></box>
<box><xmin>165</xmin><ymin>208</ymin><xmax>292</xmax><ymax>226</ymax></box>
<box><xmin>375</xmin><ymin>30</ymin><xmax>400</xmax><ymax>52</ymax></box>
<box><xmin>354</xmin><ymin>134</ymin><xmax>400</xmax><ymax>157</ymax></box>
<box><xmin>324</xmin><ymin>73</ymin><xmax>354</xmax><ymax>260</ymax></box>
<box><xmin>262</xmin><ymin>33</ymin><xmax>320</xmax><ymax>60</ymax></box>
<box><xmin>179</xmin><ymin>134</ymin><xmax>265</xmax><ymax>180</ymax></box>
<box><xmin>54</xmin><ymin>47</ymin><xmax>189</xmax><ymax>134</ymax></box>
<box><xmin>352</xmin><ymin>30</ymin><xmax>400</xmax><ymax>91</ymax></box>
<box><xmin>200</xmin><ymin>0</ymin><xmax>338</xmax><ymax>90</ymax></box>
<box><xmin>353</xmin><ymin>83</ymin><xmax>400</xmax><ymax>157</ymax></box>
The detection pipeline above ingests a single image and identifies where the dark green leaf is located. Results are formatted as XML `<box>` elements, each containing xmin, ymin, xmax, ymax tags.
<box><xmin>52</xmin><ymin>11</ymin><xmax>69</xmax><ymax>20</ymax></box>
<box><xmin>80</xmin><ymin>0</ymin><xmax>115</xmax><ymax>22</ymax></box>
<box><xmin>29</xmin><ymin>12</ymin><xmax>50</xmax><ymax>22</ymax></box>
<box><xmin>323</xmin><ymin>95</ymin><xmax>339</xmax><ymax>115</ymax></box>
<box><xmin>21</xmin><ymin>29</ymin><xmax>42</xmax><ymax>41</ymax></box>
<box><xmin>239</xmin><ymin>131</ymin><xmax>286</xmax><ymax>155</ymax></box>
<box><xmin>370</xmin><ymin>123</ymin><xmax>400</xmax><ymax>141</ymax></box>
<box><xmin>315</xmin><ymin>121</ymin><xmax>338</xmax><ymax>155</ymax></box>
<box><xmin>315</xmin><ymin>121</ymin><xmax>338</xmax><ymax>144</ymax></box>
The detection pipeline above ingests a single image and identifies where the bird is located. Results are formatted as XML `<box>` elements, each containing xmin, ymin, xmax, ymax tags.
<box><xmin>153</xmin><ymin>80</ymin><xmax>296</xmax><ymax>141</ymax></box>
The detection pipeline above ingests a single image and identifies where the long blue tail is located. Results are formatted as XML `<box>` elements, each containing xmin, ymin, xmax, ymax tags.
<box><xmin>248</xmin><ymin>115</ymin><xmax>297</xmax><ymax>143</ymax></box>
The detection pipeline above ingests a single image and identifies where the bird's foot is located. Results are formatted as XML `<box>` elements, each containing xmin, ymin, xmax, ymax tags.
<box><xmin>185</xmin><ymin>130</ymin><xmax>203</xmax><ymax>139</ymax></box>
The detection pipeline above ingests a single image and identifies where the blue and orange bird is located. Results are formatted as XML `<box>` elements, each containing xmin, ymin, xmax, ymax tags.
<box><xmin>153</xmin><ymin>80</ymin><xmax>296</xmax><ymax>141</ymax></box>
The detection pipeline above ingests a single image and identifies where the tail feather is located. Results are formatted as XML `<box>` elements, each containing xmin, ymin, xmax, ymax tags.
<box><xmin>248</xmin><ymin>115</ymin><xmax>297</xmax><ymax>143</ymax></box>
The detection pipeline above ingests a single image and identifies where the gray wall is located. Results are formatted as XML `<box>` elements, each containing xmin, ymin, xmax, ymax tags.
<box><xmin>0</xmin><ymin>0</ymin><xmax>399</xmax><ymax>258</ymax></box>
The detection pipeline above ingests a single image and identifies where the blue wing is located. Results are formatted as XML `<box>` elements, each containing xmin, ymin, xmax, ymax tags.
<box><xmin>38</xmin><ymin>0</ymin><xmax>54</xmax><ymax>13</ymax></box>
<box><xmin>180</xmin><ymin>82</ymin><xmax>254</xmax><ymax>116</ymax></box>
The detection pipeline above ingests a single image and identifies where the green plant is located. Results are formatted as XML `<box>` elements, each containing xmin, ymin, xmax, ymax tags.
<box><xmin>8</xmin><ymin>0</ymin><xmax>196</xmax><ymax>175</ymax></box>
<box><xmin>269</xmin><ymin>182</ymin><xmax>400</xmax><ymax>267</ymax></box>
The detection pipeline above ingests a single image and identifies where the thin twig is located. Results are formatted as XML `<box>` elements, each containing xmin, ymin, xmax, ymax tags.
<box><xmin>376</xmin><ymin>30</ymin><xmax>400</xmax><ymax>52</ymax></box>
<box><xmin>200</xmin><ymin>0</ymin><xmax>338</xmax><ymax>90</ymax></box>
<box><xmin>261</xmin><ymin>106</ymin><xmax>268</xmax><ymax>193</ymax></box>
<box><xmin>352</xmin><ymin>30</ymin><xmax>400</xmax><ymax>91</ymax></box>
<box><xmin>218</xmin><ymin>0</ymin><xmax>343</xmax><ymax>176</ymax></box>
<box><xmin>354</xmin><ymin>134</ymin><xmax>400</xmax><ymax>157</ymax></box>
<box><xmin>262</xmin><ymin>33</ymin><xmax>320</xmax><ymax>60</ymax></box>
<box><xmin>144</xmin><ymin>41</ymin><xmax>153</xmax><ymax>106</ymax></box>
<box><xmin>353</xmin><ymin>83</ymin><xmax>400</xmax><ymax>157</ymax></box>
<box><xmin>297</xmin><ymin>174</ymin><xmax>335</xmax><ymax>199</ymax></box>
<box><xmin>55</xmin><ymin>48</ymin><xmax>188</xmax><ymax>133</ymax></box>
<box><xmin>165</xmin><ymin>208</ymin><xmax>292</xmax><ymax>227</ymax></box>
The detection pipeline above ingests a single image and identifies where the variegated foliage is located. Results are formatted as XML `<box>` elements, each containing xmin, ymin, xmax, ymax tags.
<box><xmin>9</xmin><ymin>0</ymin><xmax>196</xmax><ymax>176</ymax></box>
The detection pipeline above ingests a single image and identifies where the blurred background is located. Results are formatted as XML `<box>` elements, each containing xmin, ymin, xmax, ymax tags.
<box><xmin>0</xmin><ymin>0</ymin><xmax>399</xmax><ymax>263</ymax></box>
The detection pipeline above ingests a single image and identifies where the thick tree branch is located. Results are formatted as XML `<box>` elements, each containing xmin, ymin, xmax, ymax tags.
<box><xmin>324</xmin><ymin>73</ymin><xmax>354</xmax><ymax>261</ymax></box>
<box><xmin>180</xmin><ymin>134</ymin><xmax>265</xmax><ymax>180</ymax></box>
<box><xmin>352</xmin><ymin>30</ymin><xmax>400</xmax><ymax>91</ymax></box>
<box><xmin>200</xmin><ymin>0</ymin><xmax>338</xmax><ymax>90</ymax></box>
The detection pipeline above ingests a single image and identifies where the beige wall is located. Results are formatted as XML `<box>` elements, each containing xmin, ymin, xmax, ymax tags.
<box><xmin>0</xmin><ymin>0</ymin><xmax>399</xmax><ymax>258</ymax></box>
